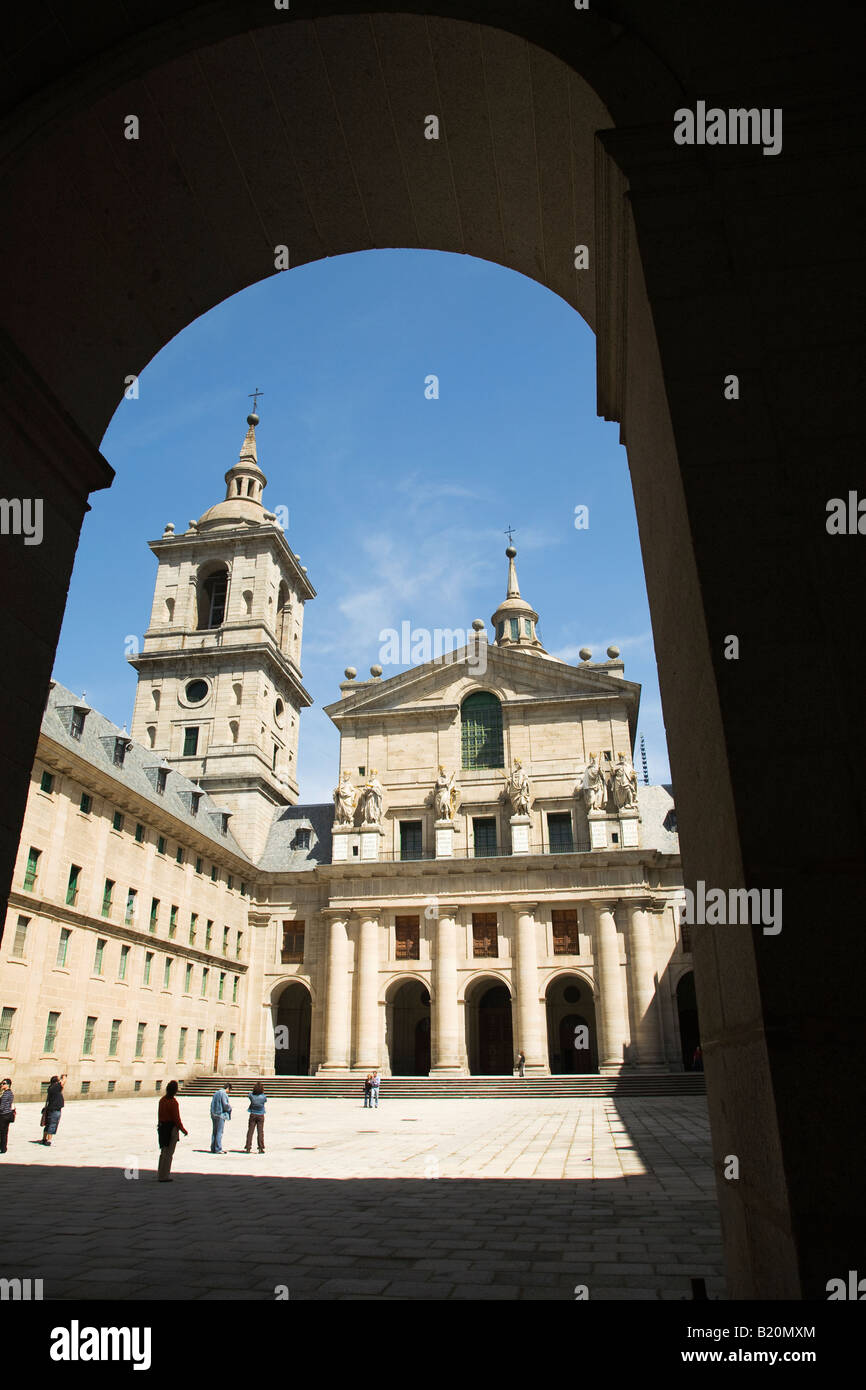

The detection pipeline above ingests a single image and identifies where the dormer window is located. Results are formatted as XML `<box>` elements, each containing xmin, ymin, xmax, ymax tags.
<box><xmin>293</xmin><ymin>828</ymin><xmax>311</xmax><ymax>850</ymax></box>
<box><xmin>190</xmin><ymin>792</ymin><xmax>202</xmax><ymax>817</ymax></box>
<box><xmin>113</xmin><ymin>738</ymin><xmax>128</xmax><ymax>767</ymax></box>
<box><xmin>156</xmin><ymin>768</ymin><xmax>168</xmax><ymax>796</ymax></box>
<box><xmin>70</xmin><ymin>708</ymin><xmax>86</xmax><ymax>740</ymax></box>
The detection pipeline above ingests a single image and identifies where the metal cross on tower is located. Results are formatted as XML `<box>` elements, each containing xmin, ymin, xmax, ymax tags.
<box><xmin>248</xmin><ymin>388</ymin><xmax>264</xmax><ymax>413</ymax></box>
<box><xmin>504</xmin><ymin>525</ymin><xmax>516</xmax><ymax>544</ymax></box>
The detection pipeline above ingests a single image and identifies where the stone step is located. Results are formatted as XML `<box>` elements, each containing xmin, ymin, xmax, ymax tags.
<box><xmin>181</xmin><ymin>1073</ymin><xmax>706</xmax><ymax>1099</ymax></box>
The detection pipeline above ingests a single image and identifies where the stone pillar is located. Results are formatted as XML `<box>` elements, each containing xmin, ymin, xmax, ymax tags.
<box><xmin>511</xmin><ymin>902</ymin><xmax>547</xmax><ymax>1074</ymax></box>
<box><xmin>353</xmin><ymin>910</ymin><xmax>381</xmax><ymax>1070</ymax></box>
<box><xmin>431</xmin><ymin>904</ymin><xmax>462</xmax><ymax>1074</ymax></box>
<box><xmin>318</xmin><ymin>911</ymin><xmax>351</xmax><ymax>1072</ymax></box>
<box><xmin>592</xmin><ymin>901</ymin><xmax>630</xmax><ymax>1072</ymax></box>
<box><xmin>625</xmin><ymin>899</ymin><xmax>665</xmax><ymax>1067</ymax></box>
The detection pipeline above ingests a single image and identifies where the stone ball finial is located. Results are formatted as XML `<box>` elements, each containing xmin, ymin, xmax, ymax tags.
<box><xmin>370</xmin><ymin>664</ymin><xmax>383</xmax><ymax>678</ymax></box>
<box><xmin>344</xmin><ymin>667</ymin><xmax>357</xmax><ymax>681</ymax></box>
<box><xmin>607</xmin><ymin>645</ymin><xmax>620</xmax><ymax>659</ymax></box>
<box><xmin>505</xmin><ymin>544</ymin><xmax>517</xmax><ymax>559</ymax></box>
<box><xmin>163</xmin><ymin>522</ymin><xmax>175</xmax><ymax>536</ymax></box>
<box><xmin>579</xmin><ymin>647</ymin><xmax>592</xmax><ymax>662</ymax></box>
<box><xmin>247</xmin><ymin>412</ymin><xmax>259</xmax><ymax>427</ymax></box>
<box><xmin>471</xmin><ymin>618</ymin><xmax>485</xmax><ymax>631</ymax></box>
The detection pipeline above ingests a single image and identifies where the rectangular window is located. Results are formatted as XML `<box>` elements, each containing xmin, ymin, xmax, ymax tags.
<box><xmin>236</xmin><ymin>931</ymin><xmax>243</xmax><ymax>960</ymax></box>
<box><xmin>157</xmin><ymin>835</ymin><xmax>166</xmax><ymax>855</ymax></box>
<box><xmin>184</xmin><ymin>963</ymin><xmax>193</xmax><ymax>993</ymax></box>
<box><xmin>163</xmin><ymin>958</ymin><xmax>173</xmax><ymax>990</ymax></box>
<box><xmin>150</xmin><ymin>897</ymin><xmax>160</xmax><ymax>932</ymax></box>
<box><xmin>80</xmin><ymin>1081</ymin><xmax>90</xmax><ymax>1095</ymax></box>
<box><xmin>23</xmin><ymin>847</ymin><xmax>41</xmax><ymax>892</ymax></box>
<box><xmin>222</xmin><ymin>926</ymin><xmax>229</xmax><ymax>956</ymax></box>
<box><xmin>201</xmin><ymin>967</ymin><xmax>209</xmax><ymax>997</ymax></box>
<box><xmin>176</xmin><ymin>845</ymin><xmax>184</xmax><ymax>865</ymax></box>
<box><xmin>12</xmin><ymin>916</ymin><xmax>28</xmax><ymax>958</ymax></box>
<box><xmin>80</xmin><ymin>792</ymin><xmax>92</xmax><ymax>814</ymax></box>
<box><xmin>227</xmin><ymin>874</ymin><xmax>234</xmax><ymax>891</ymax></box>
<box><xmin>135</xmin><ymin>822</ymin><xmax>145</xmax><ymax>844</ymax></box>
<box><xmin>112</xmin><ymin>809</ymin><xmax>124</xmax><ymax>833</ymax></box>
<box><xmin>681</xmin><ymin>923</ymin><xmax>693</xmax><ymax>954</ymax></box>
<box><xmin>211</xmin><ymin>864</ymin><xmax>218</xmax><ymax>883</ymax></box>
<box><xmin>509</xmin><ymin>618</ymin><xmax>519</xmax><ymax>639</ymax></box>
<box><xmin>113</xmin><ymin>738</ymin><xmax>127</xmax><ymax>767</ymax></box>
<box><xmin>395</xmin><ymin>915</ymin><xmax>420</xmax><ymax>960</ymax></box>
<box><xmin>189</xmin><ymin>912</ymin><xmax>197</xmax><ymax>945</ymax></box>
<box><xmin>125</xmin><ymin>888</ymin><xmax>137</xmax><ymax>925</ymax></box>
<box><xmin>102</xmin><ymin>879</ymin><xmax>114</xmax><ymax>918</ymax></box>
<box><xmin>547</xmin><ymin>812</ymin><xmax>574</xmax><ymax>854</ymax></box>
<box><xmin>133</xmin><ymin>1080</ymin><xmax>141</xmax><ymax>1092</ymax></box>
<box><xmin>232</xmin><ymin>976</ymin><xmax>238</xmax><ymax>1004</ymax></box>
<box><xmin>183</xmin><ymin>727</ymin><xmax>199</xmax><ymax>757</ymax></box>
<box><xmin>219</xmin><ymin>972</ymin><xmax>226</xmax><ymax>1000</ymax></box>
<box><xmin>44</xmin><ymin>1011</ymin><xmax>60</xmax><ymax>1052</ymax></box>
<box><xmin>118</xmin><ymin>944</ymin><xmax>130</xmax><ymax>980</ymax></box>
<box><xmin>293</xmin><ymin>827</ymin><xmax>311</xmax><ymax>850</ymax></box>
<box><xmin>399</xmin><ymin>820</ymin><xmax>423</xmax><ymax>861</ymax></box>
<box><xmin>107</xmin><ymin>1080</ymin><xmax>116</xmax><ymax>1093</ymax></box>
<box><xmin>524</xmin><ymin>618</ymin><xmax>532</xmax><ymax>636</ymax></box>
<box><xmin>143</xmin><ymin>952</ymin><xmax>153</xmax><ymax>986</ymax></box>
<box><xmin>195</xmin><ymin>856</ymin><xmax>203</xmax><ymax>875</ymax></box>
<box><xmin>229</xmin><ymin>1033</ymin><xmax>236</xmax><ymax>1062</ymax></box>
<box><xmin>135</xmin><ymin>1022</ymin><xmax>146</xmax><ymax>1058</ymax></box>
<box><xmin>66</xmin><ymin>863</ymin><xmax>81</xmax><ymax>906</ymax></box>
<box><xmin>552</xmin><ymin>908</ymin><xmax>580</xmax><ymax>955</ymax></box>
<box><xmin>94</xmin><ymin>938</ymin><xmax>106</xmax><ymax>975</ymax></box>
<box><xmin>156</xmin><ymin>768</ymin><xmax>167</xmax><ymax>796</ymax></box>
<box><xmin>472</xmin><ymin>912</ymin><xmax>498</xmax><ymax>959</ymax></box>
<box><xmin>240</xmin><ymin>882</ymin><xmax>247</xmax><ymax>898</ymax></box>
<box><xmin>109</xmin><ymin>1019</ymin><xmax>121</xmax><ymax>1057</ymax></box>
<box><xmin>82</xmin><ymin>1016</ymin><xmax>97</xmax><ymax>1055</ymax></box>
<box><xmin>205</xmin><ymin>921</ymin><xmax>213</xmax><ymax>951</ymax></box>
<box><xmin>272</xmin><ymin>743</ymin><xmax>279</xmax><ymax>771</ymax></box>
<box><xmin>71</xmin><ymin>708</ymin><xmax>85</xmax><ymax>740</ymax></box>
<box><xmin>156</xmin><ymin>1024</ymin><xmax>166</xmax><ymax>1060</ymax></box>
<box><xmin>196</xmin><ymin>1029</ymin><xmax>204</xmax><ymax>1061</ymax></box>
<box><xmin>190</xmin><ymin>794</ymin><xmax>200</xmax><ymax>818</ymax></box>
<box><xmin>169</xmin><ymin>905</ymin><xmax>178</xmax><ymax>936</ymax></box>
<box><xmin>0</xmin><ymin>1006</ymin><xmax>15</xmax><ymax>1051</ymax></box>
<box><xmin>178</xmin><ymin>1027</ymin><xmax>188</xmax><ymax>1061</ymax></box>
<box><xmin>56</xmin><ymin>927</ymin><xmax>71</xmax><ymax>968</ymax></box>
<box><xmin>281</xmin><ymin>921</ymin><xmax>305</xmax><ymax>964</ymax></box>
<box><xmin>40</xmin><ymin>770</ymin><xmax>54</xmax><ymax>794</ymax></box>
<box><xmin>473</xmin><ymin>817</ymin><xmax>498</xmax><ymax>858</ymax></box>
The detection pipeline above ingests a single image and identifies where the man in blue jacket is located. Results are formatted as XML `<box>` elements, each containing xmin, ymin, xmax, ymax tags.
<box><xmin>210</xmin><ymin>1083</ymin><xmax>232</xmax><ymax>1153</ymax></box>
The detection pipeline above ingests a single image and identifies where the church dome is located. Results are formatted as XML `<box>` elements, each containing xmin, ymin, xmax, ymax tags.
<box><xmin>196</xmin><ymin>412</ymin><xmax>269</xmax><ymax>530</ymax></box>
<box><xmin>491</xmin><ymin>543</ymin><xmax>546</xmax><ymax>653</ymax></box>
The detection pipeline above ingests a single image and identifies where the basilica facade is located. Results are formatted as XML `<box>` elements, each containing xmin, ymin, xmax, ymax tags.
<box><xmin>0</xmin><ymin>416</ymin><xmax>696</xmax><ymax>1098</ymax></box>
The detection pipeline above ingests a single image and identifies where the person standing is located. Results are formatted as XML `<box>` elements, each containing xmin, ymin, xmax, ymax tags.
<box><xmin>157</xmin><ymin>1080</ymin><xmax>188</xmax><ymax>1182</ymax></box>
<box><xmin>0</xmin><ymin>1078</ymin><xmax>15</xmax><ymax>1154</ymax></box>
<box><xmin>210</xmin><ymin>1082</ymin><xmax>232</xmax><ymax>1153</ymax></box>
<box><xmin>40</xmin><ymin>1073</ymin><xmax>65</xmax><ymax>1145</ymax></box>
<box><xmin>244</xmin><ymin>1083</ymin><xmax>267</xmax><ymax>1153</ymax></box>
<box><xmin>370</xmin><ymin>1071</ymin><xmax>380</xmax><ymax>1109</ymax></box>
<box><xmin>363</xmin><ymin>1074</ymin><xmax>373</xmax><ymax>1108</ymax></box>
<box><xmin>516</xmin><ymin>1051</ymin><xmax>526</xmax><ymax>1078</ymax></box>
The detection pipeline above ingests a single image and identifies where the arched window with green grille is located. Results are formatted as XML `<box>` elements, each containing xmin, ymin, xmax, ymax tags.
<box><xmin>461</xmin><ymin>691</ymin><xmax>504</xmax><ymax>770</ymax></box>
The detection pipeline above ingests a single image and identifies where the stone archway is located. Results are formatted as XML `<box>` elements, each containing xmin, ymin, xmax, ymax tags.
<box><xmin>675</xmin><ymin>971</ymin><xmax>701</xmax><ymax>1073</ymax></box>
<box><xmin>273</xmin><ymin>981</ymin><xmax>311</xmax><ymax>1076</ymax></box>
<box><xmin>465</xmin><ymin>977</ymin><xmax>514</xmax><ymax>1075</ymax></box>
<box><xmin>546</xmin><ymin>975</ymin><xmax>598</xmax><ymax>1074</ymax></box>
<box><xmin>385</xmin><ymin>979</ymin><xmax>431</xmax><ymax>1076</ymax></box>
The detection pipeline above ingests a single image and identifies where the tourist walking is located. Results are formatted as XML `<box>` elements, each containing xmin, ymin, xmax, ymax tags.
<box><xmin>370</xmin><ymin>1071</ymin><xmax>380</xmax><ymax>1108</ymax></box>
<box><xmin>0</xmin><ymin>1078</ymin><xmax>15</xmax><ymax>1154</ymax></box>
<box><xmin>516</xmin><ymin>1051</ymin><xmax>526</xmax><ymax>1077</ymax></box>
<box><xmin>210</xmin><ymin>1082</ymin><xmax>232</xmax><ymax>1153</ymax></box>
<box><xmin>157</xmin><ymin>1080</ymin><xmax>188</xmax><ymax>1182</ymax></box>
<box><xmin>244</xmin><ymin>1083</ymin><xmax>267</xmax><ymax>1153</ymax></box>
<box><xmin>692</xmin><ymin>1044</ymin><xmax>704</xmax><ymax>1072</ymax></box>
<box><xmin>363</xmin><ymin>1074</ymin><xmax>373</xmax><ymax>1108</ymax></box>
<box><xmin>40</xmin><ymin>1073</ymin><xmax>65</xmax><ymax>1145</ymax></box>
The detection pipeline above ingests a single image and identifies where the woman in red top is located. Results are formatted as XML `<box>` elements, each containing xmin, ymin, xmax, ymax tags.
<box><xmin>157</xmin><ymin>1080</ymin><xmax>188</xmax><ymax>1182</ymax></box>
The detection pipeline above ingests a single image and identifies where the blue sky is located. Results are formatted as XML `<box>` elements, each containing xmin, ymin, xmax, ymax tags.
<box><xmin>55</xmin><ymin>249</ymin><xmax>672</xmax><ymax>803</ymax></box>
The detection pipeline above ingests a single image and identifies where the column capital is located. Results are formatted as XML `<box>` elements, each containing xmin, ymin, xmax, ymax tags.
<box><xmin>508</xmin><ymin>900</ymin><xmax>539</xmax><ymax>915</ymax></box>
<box><xmin>321</xmin><ymin>907</ymin><xmax>351</xmax><ymax>921</ymax></box>
<box><xmin>431</xmin><ymin>905</ymin><xmax>461</xmax><ymax>917</ymax></box>
<box><xmin>350</xmin><ymin>907</ymin><xmax>382</xmax><ymax>924</ymax></box>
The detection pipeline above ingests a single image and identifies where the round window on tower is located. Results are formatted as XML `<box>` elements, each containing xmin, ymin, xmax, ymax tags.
<box><xmin>184</xmin><ymin>679</ymin><xmax>209</xmax><ymax>705</ymax></box>
<box><xmin>274</xmin><ymin>698</ymin><xmax>285</xmax><ymax>727</ymax></box>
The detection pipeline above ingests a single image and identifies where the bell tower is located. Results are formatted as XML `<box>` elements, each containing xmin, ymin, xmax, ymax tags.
<box><xmin>129</xmin><ymin>407</ymin><xmax>315</xmax><ymax>860</ymax></box>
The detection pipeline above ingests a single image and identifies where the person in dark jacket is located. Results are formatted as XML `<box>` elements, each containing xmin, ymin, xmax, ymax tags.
<box><xmin>157</xmin><ymin>1080</ymin><xmax>188</xmax><ymax>1182</ymax></box>
<box><xmin>40</xmin><ymin>1073</ymin><xmax>65</xmax><ymax>1145</ymax></box>
<box><xmin>0</xmin><ymin>1078</ymin><xmax>14</xmax><ymax>1154</ymax></box>
<box><xmin>244</xmin><ymin>1083</ymin><xmax>267</xmax><ymax>1153</ymax></box>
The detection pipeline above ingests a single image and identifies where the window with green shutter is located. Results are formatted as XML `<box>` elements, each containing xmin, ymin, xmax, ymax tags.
<box><xmin>0</xmin><ymin>1006</ymin><xmax>16</xmax><ymax>1051</ymax></box>
<box><xmin>82</xmin><ymin>1016</ymin><xmax>96</xmax><ymax>1054</ymax></box>
<box><xmin>109</xmin><ymin>1019</ymin><xmax>121</xmax><ymax>1056</ymax></box>
<box><xmin>23</xmin><ymin>847</ymin><xmax>41</xmax><ymax>892</ymax></box>
<box><xmin>460</xmin><ymin>692</ymin><xmax>504</xmax><ymax>770</ymax></box>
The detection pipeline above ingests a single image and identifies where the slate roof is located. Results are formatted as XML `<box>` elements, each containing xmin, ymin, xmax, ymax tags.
<box><xmin>258</xmin><ymin>802</ymin><xmax>335</xmax><ymax>873</ymax></box>
<box><xmin>636</xmin><ymin>783</ymin><xmax>680</xmax><ymax>855</ymax></box>
<box><xmin>43</xmin><ymin>681</ymin><xmax>253</xmax><ymax>864</ymax></box>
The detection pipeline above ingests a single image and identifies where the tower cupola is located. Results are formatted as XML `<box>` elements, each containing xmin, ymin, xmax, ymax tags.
<box><xmin>491</xmin><ymin>544</ymin><xmax>545</xmax><ymax>652</ymax></box>
<box><xmin>196</xmin><ymin>412</ymin><xmax>270</xmax><ymax>531</ymax></box>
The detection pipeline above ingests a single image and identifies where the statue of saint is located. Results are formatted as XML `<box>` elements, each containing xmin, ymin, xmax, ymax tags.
<box><xmin>612</xmin><ymin>752</ymin><xmax>638</xmax><ymax>811</ymax></box>
<box><xmin>506</xmin><ymin>758</ymin><xmax>532</xmax><ymax>816</ymax></box>
<box><xmin>581</xmin><ymin>753</ymin><xmax>608</xmax><ymax>813</ymax></box>
<box><xmin>333</xmin><ymin>770</ymin><xmax>356</xmax><ymax>826</ymax></box>
<box><xmin>360</xmin><ymin>770</ymin><xmax>384</xmax><ymax>826</ymax></box>
<box><xmin>433</xmin><ymin>765</ymin><xmax>459</xmax><ymax>821</ymax></box>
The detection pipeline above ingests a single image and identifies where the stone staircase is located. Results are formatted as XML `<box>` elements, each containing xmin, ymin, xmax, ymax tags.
<box><xmin>180</xmin><ymin>1073</ymin><xmax>706</xmax><ymax>1099</ymax></box>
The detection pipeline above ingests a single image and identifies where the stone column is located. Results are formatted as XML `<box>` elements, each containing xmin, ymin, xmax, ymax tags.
<box><xmin>431</xmin><ymin>905</ymin><xmax>461</xmax><ymax>1074</ymax></box>
<box><xmin>511</xmin><ymin>902</ymin><xmax>546</xmax><ymax>1074</ymax></box>
<box><xmin>592</xmin><ymin>901</ymin><xmax>630</xmax><ymax>1072</ymax></box>
<box><xmin>353</xmin><ymin>910</ymin><xmax>381</xmax><ymax>1070</ymax></box>
<box><xmin>625</xmin><ymin>900</ymin><xmax>665</xmax><ymax>1067</ymax></box>
<box><xmin>318</xmin><ymin>911</ymin><xmax>351</xmax><ymax>1072</ymax></box>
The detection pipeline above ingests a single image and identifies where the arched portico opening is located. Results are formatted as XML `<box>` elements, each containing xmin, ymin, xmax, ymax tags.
<box><xmin>675</xmin><ymin>971</ymin><xmax>701</xmax><ymax>1073</ymax></box>
<box><xmin>465</xmin><ymin>977</ymin><xmax>514</xmax><ymax>1075</ymax></box>
<box><xmin>546</xmin><ymin>975</ymin><xmax>598</xmax><ymax>1074</ymax></box>
<box><xmin>385</xmin><ymin>978</ymin><xmax>430</xmax><ymax>1076</ymax></box>
<box><xmin>273</xmin><ymin>981</ymin><xmax>311</xmax><ymax>1076</ymax></box>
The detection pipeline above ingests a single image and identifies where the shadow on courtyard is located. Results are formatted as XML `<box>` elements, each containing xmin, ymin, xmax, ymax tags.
<box><xmin>0</xmin><ymin>1160</ymin><xmax>724</xmax><ymax>1301</ymax></box>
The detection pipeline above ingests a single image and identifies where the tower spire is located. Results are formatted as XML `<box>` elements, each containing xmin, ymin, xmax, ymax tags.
<box><xmin>491</xmin><ymin>541</ymin><xmax>545</xmax><ymax>654</ymax></box>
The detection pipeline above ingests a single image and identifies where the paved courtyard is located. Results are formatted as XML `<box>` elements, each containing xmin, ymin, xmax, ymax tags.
<box><xmin>0</xmin><ymin>1095</ymin><xmax>724</xmax><ymax>1300</ymax></box>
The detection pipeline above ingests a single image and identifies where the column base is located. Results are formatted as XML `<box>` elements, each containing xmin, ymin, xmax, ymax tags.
<box><xmin>598</xmin><ymin>1062</ymin><xmax>627</xmax><ymax>1075</ymax></box>
<box><xmin>429</xmin><ymin>1065</ymin><xmax>466</xmax><ymax>1077</ymax></box>
<box><xmin>316</xmin><ymin>1064</ymin><xmax>353</xmax><ymax>1076</ymax></box>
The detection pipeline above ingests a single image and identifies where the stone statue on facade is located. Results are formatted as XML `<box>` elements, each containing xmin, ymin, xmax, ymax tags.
<box><xmin>612</xmin><ymin>752</ymin><xmax>639</xmax><ymax>811</ymax></box>
<box><xmin>506</xmin><ymin>758</ymin><xmax>532</xmax><ymax>815</ymax></box>
<box><xmin>359</xmin><ymin>770</ymin><xmax>384</xmax><ymax>826</ymax></box>
<box><xmin>333</xmin><ymin>770</ymin><xmax>356</xmax><ymax>825</ymax></box>
<box><xmin>581</xmin><ymin>753</ymin><xmax>608</xmax><ymax>813</ymax></box>
<box><xmin>433</xmin><ymin>765</ymin><xmax>460</xmax><ymax>821</ymax></box>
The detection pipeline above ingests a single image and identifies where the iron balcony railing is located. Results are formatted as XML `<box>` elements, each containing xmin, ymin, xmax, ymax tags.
<box><xmin>366</xmin><ymin>837</ymin><xmax>607</xmax><ymax>864</ymax></box>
